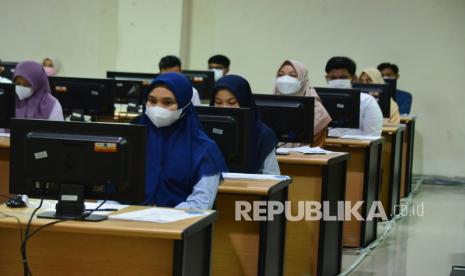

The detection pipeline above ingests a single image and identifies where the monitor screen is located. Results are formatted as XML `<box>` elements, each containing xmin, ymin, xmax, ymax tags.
<box><xmin>314</xmin><ymin>87</ymin><xmax>361</xmax><ymax>129</ymax></box>
<box><xmin>0</xmin><ymin>61</ymin><xmax>18</xmax><ymax>80</ymax></box>
<box><xmin>106</xmin><ymin>71</ymin><xmax>157</xmax><ymax>85</ymax></box>
<box><xmin>383</xmin><ymin>78</ymin><xmax>397</xmax><ymax>99</ymax></box>
<box><xmin>253</xmin><ymin>94</ymin><xmax>315</xmax><ymax>144</ymax></box>
<box><xmin>49</xmin><ymin>76</ymin><xmax>115</xmax><ymax>118</ymax></box>
<box><xmin>352</xmin><ymin>83</ymin><xmax>391</xmax><ymax>118</ymax></box>
<box><xmin>195</xmin><ymin>106</ymin><xmax>253</xmax><ymax>173</ymax></box>
<box><xmin>0</xmin><ymin>83</ymin><xmax>15</xmax><ymax>128</ymax></box>
<box><xmin>182</xmin><ymin>70</ymin><xmax>215</xmax><ymax>100</ymax></box>
<box><xmin>9</xmin><ymin>119</ymin><xmax>146</xmax><ymax>220</ymax></box>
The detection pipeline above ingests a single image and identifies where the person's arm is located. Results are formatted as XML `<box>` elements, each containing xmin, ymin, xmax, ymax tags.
<box><xmin>191</xmin><ymin>88</ymin><xmax>201</xmax><ymax>106</ymax></box>
<box><xmin>311</xmin><ymin>127</ymin><xmax>328</xmax><ymax>147</ymax></box>
<box><xmin>175</xmin><ymin>174</ymin><xmax>220</xmax><ymax>210</ymax></box>
<box><xmin>388</xmin><ymin>100</ymin><xmax>401</xmax><ymax>124</ymax></box>
<box><xmin>260</xmin><ymin>150</ymin><xmax>280</xmax><ymax>175</ymax></box>
<box><xmin>48</xmin><ymin>101</ymin><xmax>64</xmax><ymax>121</ymax></box>
<box><xmin>361</xmin><ymin>95</ymin><xmax>383</xmax><ymax>136</ymax></box>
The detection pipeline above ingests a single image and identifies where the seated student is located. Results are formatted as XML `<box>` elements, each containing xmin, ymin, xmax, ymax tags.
<box><xmin>325</xmin><ymin>57</ymin><xmax>383</xmax><ymax>137</ymax></box>
<box><xmin>13</xmin><ymin>61</ymin><xmax>64</xmax><ymax>121</ymax></box>
<box><xmin>42</xmin><ymin>57</ymin><xmax>57</xmax><ymax>76</ymax></box>
<box><xmin>211</xmin><ymin>75</ymin><xmax>280</xmax><ymax>175</ymax></box>
<box><xmin>158</xmin><ymin>55</ymin><xmax>201</xmax><ymax>106</ymax></box>
<box><xmin>359</xmin><ymin>68</ymin><xmax>401</xmax><ymax>124</ymax></box>
<box><xmin>133</xmin><ymin>72</ymin><xmax>227</xmax><ymax>209</ymax></box>
<box><xmin>377</xmin><ymin>62</ymin><xmax>412</xmax><ymax>114</ymax></box>
<box><xmin>0</xmin><ymin>58</ymin><xmax>12</xmax><ymax>83</ymax></box>
<box><xmin>273</xmin><ymin>59</ymin><xmax>332</xmax><ymax>147</ymax></box>
<box><xmin>208</xmin><ymin>54</ymin><xmax>230</xmax><ymax>81</ymax></box>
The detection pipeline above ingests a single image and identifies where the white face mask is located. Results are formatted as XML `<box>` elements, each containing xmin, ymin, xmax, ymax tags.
<box><xmin>15</xmin><ymin>85</ymin><xmax>33</xmax><ymax>100</ymax></box>
<box><xmin>327</xmin><ymin>79</ymin><xmax>352</xmax><ymax>89</ymax></box>
<box><xmin>275</xmin><ymin>75</ymin><xmax>302</xmax><ymax>95</ymax></box>
<box><xmin>145</xmin><ymin>104</ymin><xmax>189</xmax><ymax>128</ymax></box>
<box><xmin>211</xmin><ymin>69</ymin><xmax>224</xmax><ymax>81</ymax></box>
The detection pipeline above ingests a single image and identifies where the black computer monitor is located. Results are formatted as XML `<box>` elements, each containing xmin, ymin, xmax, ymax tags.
<box><xmin>352</xmin><ymin>83</ymin><xmax>391</xmax><ymax>118</ymax></box>
<box><xmin>112</xmin><ymin>79</ymin><xmax>145</xmax><ymax>113</ymax></box>
<box><xmin>314</xmin><ymin>87</ymin><xmax>360</xmax><ymax>129</ymax></box>
<box><xmin>252</xmin><ymin>94</ymin><xmax>315</xmax><ymax>144</ymax></box>
<box><xmin>9</xmin><ymin>119</ymin><xmax>146</xmax><ymax>221</ymax></box>
<box><xmin>106</xmin><ymin>71</ymin><xmax>158</xmax><ymax>85</ymax></box>
<box><xmin>48</xmin><ymin>76</ymin><xmax>115</xmax><ymax>120</ymax></box>
<box><xmin>195</xmin><ymin>106</ymin><xmax>253</xmax><ymax>173</ymax></box>
<box><xmin>182</xmin><ymin>70</ymin><xmax>215</xmax><ymax>100</ymax></box>
<box><xmin>0</xmin><ymin>83</ymin><xmax>15</xmax><ymax>128</ymax></box>
<box><xmin>383</xmin><ymin>78</ymin><xmax>397</xmax><ymax>100</ymax></box>
<box><xmin>0</xmin><ymin>61</ymin><xmax>18</xmax><ymax>80</ymax></box>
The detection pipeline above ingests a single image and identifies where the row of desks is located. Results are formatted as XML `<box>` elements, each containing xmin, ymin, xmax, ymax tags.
<box><xmin>0</xmin><ymin>116</ymin><xmax>416</xmax><ymax>275</ymax></box>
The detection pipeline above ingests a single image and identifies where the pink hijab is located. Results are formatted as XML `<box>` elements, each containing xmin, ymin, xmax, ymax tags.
<box><xmin>273</xmin><ymin>60</ymin><xmax>332</xmax><ymax>135</ymax></box>
<box><xmin>14</xmin><ymin>61</ymin><xmax>58</xmax><ymax>119</ymax></box>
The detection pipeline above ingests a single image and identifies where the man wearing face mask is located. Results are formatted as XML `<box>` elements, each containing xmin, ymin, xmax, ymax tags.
<box><xmin>158</xmin><ymin>55</ymin><xmax>201</xmax><ymax>106</ymax></box>
<box><xmin>273</xmin><ymin>59</ymin><xmax>332</xmax><ymax>147</ymax></box>
<box><xmin>208</xmin><ymin>54</ymin><xmax>230</xmax><ymax>81</ymax></box>
<box><xmin>325</xmin><ymin>56</ymin><xmax>383</xmax><ymax>137</ymax></box>
<box><xmin>13</xmin><ymin>61</ymin><xmax>64</xmax><ymax>121</ymax></box>
<box><xmin>377</xmin><ymin>62</ymin><xmax>412</xmax><ymax>114</ymax></box>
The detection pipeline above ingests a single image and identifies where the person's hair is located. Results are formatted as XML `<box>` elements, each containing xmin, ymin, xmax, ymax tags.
<box><xmin>325</xmin><ymin>56</ymin><xmax>357</xmax><ymax>76</ymax></box>
<box><xmin>158</xmin><ymin>55</ymin><xmax>181</xmax><ymax>71</ymax></box>
<box><xmin>208</xmin><ymin>55</ymin><xmax>230</xmax><ymax>68</ymax></box>
<box><xmin>377</xmin><ymin>63</ymin><xmax>399</xmax><ymax>75</ymax></box>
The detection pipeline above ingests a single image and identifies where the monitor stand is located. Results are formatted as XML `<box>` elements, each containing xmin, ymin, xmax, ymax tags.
<box><xmin>37</xmin><ymin>184</ymin><xmax>107</xmax><ymax>222</ymax></box>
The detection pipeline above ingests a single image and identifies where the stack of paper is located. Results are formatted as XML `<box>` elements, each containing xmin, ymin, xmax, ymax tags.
<box><xmin>110</xmin><ymin>208</ymin><xmax>207</xmax><ymax>223</ymax></box>
<box><xmin>222</xmin><ymin>172</ymin><xmax>290</xmax><ymax>181</ymax></box>
<box><xmin>340</xmin><ymin>135</ymin><xmax>381</xmax><ymax>140</ymax></box>
<box><xmin>276</xmin><ymin>146</ymin><xmax>334</xmax><ymax>155</ymax></box>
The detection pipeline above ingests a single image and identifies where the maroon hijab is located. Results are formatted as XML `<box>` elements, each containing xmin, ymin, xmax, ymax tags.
<box><xmin>14</xmin><ymin>61</ymin><xmax>57</xmax><ymax>119</ymax></box>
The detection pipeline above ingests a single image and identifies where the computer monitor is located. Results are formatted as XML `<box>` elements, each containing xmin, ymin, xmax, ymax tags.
<box><xmin>352</xmin><ymin>83</ymin><xmax>391</xmax><ymax>118</ymax></box>
<box><xmin>0</xmin><ymin>83</ymin><xmax>15</xmax><ymax>128</ymax></box>
<box><xmin>182</xmin><ymin>70</ymin><xmax>215</xmax><ymax>100</ymax></box>
<box><xmin>9</xmin><ymin>119</ymin><xmax>146</xmax><ymax>221</ymax></box>
<box><xmin>314</xmin><ymin>87</ymin><xmax>360</xmax><ymax>129</ymax></box>
<box><xmin>106</xmin><ymin>71</ymin><xmax>158</xmax><ymax>85</ymax></box>
<box><xmin>48</xmin><ymin>76</ymin><xmax>115</xmax><ymax>120</ymax></box>
<box><xmin>112</xmin><ymin>79</ymin><xmax>145</xmax><ymax>113</ymax></box>
<box><xmin>252</xmin><ymin>94</ymin><xmax>315</xmax><ymax>144</ymax></box>
<box><xmin>195</xmin><ymin>106</ymin><xmax>253</xmax><ymax>173</ymax></box>
<box><xmin>383</xmin><ymin>78</ymin><xmax>397</xmax><ymax>99</ymax></box>
<box><xmin>0</xmin><ymin>61</ymin><xmax>18</xmax><ymax>80</ymax></box>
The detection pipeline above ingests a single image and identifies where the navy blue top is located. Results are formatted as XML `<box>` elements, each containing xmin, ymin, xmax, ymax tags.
<box><xmin>135</xmin><ymin>72</ymin><xmax>227</xmax><ymax>207</ymax></box>
<box><xmin>396</xmin><ymin>89</ymin><xmax>413</xmax><ymax>114</ymax></box>
<box><xmin>211</xmin><ymin>75</ymin><xmax>278</xmax><ymax>173</ymax></box>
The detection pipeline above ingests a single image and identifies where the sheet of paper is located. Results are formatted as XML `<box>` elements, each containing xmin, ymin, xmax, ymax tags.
<box><xmin>85</xmin><ymin>202</ymin><xmax>129</xmax><ymax>215</ymax></box>
<box><xmin>340</xmin><ymin>134</ymin><xmax>382</xmax><ymax>140</ymax></box>
<box><xmin>0</xmin><ymin>132</ymin><xmax>10</xmax><ymax>137</ymax></box>
<box><xmin>276</xmin><ymin>146</ymin><xmax>334</xmax><ymax>155</ymax></box>
<box><xmin>222</xmin><ymin>172</ymin><xmax>290</xmax><ymax>181</ymax></box>
<box><xmin>110</xmin><ymin>208</ymin><xmax>208</xmax><ymax>223</ymax></box>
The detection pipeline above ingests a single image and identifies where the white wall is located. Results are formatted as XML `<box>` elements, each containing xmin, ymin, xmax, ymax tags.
<box><xmin>188</xmin><ymin>0</ymin><xmax>465</xmax><ymax>177</ymax></box>
<box><xmin>2</xmin><ymin>0</ymin><xmax>464</xmax><ymax>177</ymax></box>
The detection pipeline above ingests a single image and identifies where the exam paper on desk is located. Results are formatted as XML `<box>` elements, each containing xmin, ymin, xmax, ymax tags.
<box><xmin>110</xmin><ymin>207</ymin><xmax>209</xmax><ymax>223</ymax></box>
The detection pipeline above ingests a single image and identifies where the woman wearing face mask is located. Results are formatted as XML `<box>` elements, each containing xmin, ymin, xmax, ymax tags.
<box><xmin>133</xmin><ymin>72</ymin><xmax>227</xmax><ymax>209</ymax></box>
<box><xmin>13</xmin><ymin>61</ymin><xmax>64</xmax><ymax>121</ymax></box>
<box><xmin>359</xmin><ymin>68</ymin><xmax>401</xmax><ymax>124</ymax></box>
<box><xmin>42</xmin><ymin>57</ymin><xmax>57</xmax><ymax>76</ymax></box>
<box><xmin>273</xmin><ymin>60</ymin><xmax>332</xmax><ymax>146</ymax></box>
<box><xmin>211</xmin><ymin>75</ymin><xmax>280</xmax><ymax>175</ymax></box>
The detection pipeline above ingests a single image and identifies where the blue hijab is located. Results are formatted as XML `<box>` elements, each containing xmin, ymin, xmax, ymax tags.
<box><xmin>136</xmin><ymin>72</ymin><xmax>227</xmax><ymax>207</ymax></box>
<box><xmin>210</xmin><ymin>75</ymin><xmax>278</xmax><ymax>173</ymax></box>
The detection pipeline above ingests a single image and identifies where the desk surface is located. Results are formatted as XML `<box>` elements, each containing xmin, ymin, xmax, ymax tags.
<box><xmin>0</xmin><ymin>204</ymin><xmax>216</xmax><ymax>240</ymax></box>
<box><xmin>277</xmin><ymin>152</ymin><xmax>349</xmax><ymax>166</ymax></box>
<box><xmin>325</xmin><ymin>137</ymin><xmax>384</xmax><ymax>148</ymax></box>
<box><xmin>219</xmin><ymin>178</ymin><xmax>289</xmax><ymax>196</ymax></box>
<box><xmin>400</xmin><ymin>115</ymin><xmax>417</xmax><ymax>123</ymax></box>
<box><xmin>0</xmin><ymin>137</ymin><xmax>9</xmax><ymax>148</ymax></box>
<box><xmin>382</xmin><ymin>125</ymin><xmax>406</xmax><ymax>134</ymax></box>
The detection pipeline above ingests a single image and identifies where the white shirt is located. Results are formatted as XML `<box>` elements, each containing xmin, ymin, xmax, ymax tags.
<box><xmin>260</xmin><ymin>151</ymin><xmax>281</xmax><ymax>175</ymax></box>
<box><xmin>191</xmin><ymin>87</ymin><xmax>201</xmax><ymax>106</ymax></box>
<box><xmin>0</xmin><ymin>77</ymin><xmax>12</xmax><ymax>83</ymax></box>
<box><xmin>329</xmin><ymin>93</ymin><xmax>383</xmax><ymax>137</ymax></box>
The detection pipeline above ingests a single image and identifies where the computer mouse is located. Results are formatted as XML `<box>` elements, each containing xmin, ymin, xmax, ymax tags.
<box><xmin>6</xmin><ymin>195</ymin><xmax>28</xmax><ymax>208</ymax></box>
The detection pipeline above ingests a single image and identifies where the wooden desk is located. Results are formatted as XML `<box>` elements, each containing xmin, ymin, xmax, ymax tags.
<box><xmin>278</xmin><ymin>152</ymin><xmax>349</xmax><ymax>276</ymax></box>
<box><xmin>400</xmin><ymin>116</ymin><xmax>416</xmax><ymax>197</ymax></box>
<box><xmin>381</xmin><ymin>125</ymin><xmax>406</xmax><ymax>219</ymax></box>
<box><xmin>0</xmin><ymin>205</ymin><xmax>217</xmax><ymax>276</ymax></box>
<box><xmin>0</xmin><ymin>137</ymin><xmax>9</xmax><ymax>197</ymax></box>
<box><xmin>214</xmin><ymin>177</ymin><xmax>290</xmax><ymax>276</ymax></box>
<box><xmin>325</xmin><ymin>137</ymin><xmax>384</xmax><ymax>248</ymax></box>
